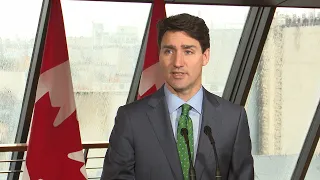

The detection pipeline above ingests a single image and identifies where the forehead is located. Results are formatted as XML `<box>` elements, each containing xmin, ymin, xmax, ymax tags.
<box><xmin>161</xmin><ymin>31</ymin><xmax>201</xmax><ymax>48</ymax></box>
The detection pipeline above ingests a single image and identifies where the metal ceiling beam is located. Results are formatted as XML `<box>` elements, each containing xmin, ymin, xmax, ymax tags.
<box><xmin>78</xmin><ymin>0</ymin><xmax>320</xmax><ymax>8</ymax></box>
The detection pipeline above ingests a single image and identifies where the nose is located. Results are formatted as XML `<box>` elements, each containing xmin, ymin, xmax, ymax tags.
<box><xmin>173</xmin><ymin>51</ymin><xmax>184</xmax><ymax>68</ymax></box>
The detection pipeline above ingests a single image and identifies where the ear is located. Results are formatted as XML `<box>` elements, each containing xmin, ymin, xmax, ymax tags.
<box><xmin>202</xmin><ymin>48</ymin><xmax>210</xmax><ymax>66</ymax></box>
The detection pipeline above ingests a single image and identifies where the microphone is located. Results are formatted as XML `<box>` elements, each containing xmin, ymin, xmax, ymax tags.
<box><xmin>204</xmin><ymin>126</ymin><xmax>221</xmax><ymax>180</ymax></box>
<box><xmin>181</xmin><ymin>128</ymin><xmax>196</xmax><ymax>180</ymax></box>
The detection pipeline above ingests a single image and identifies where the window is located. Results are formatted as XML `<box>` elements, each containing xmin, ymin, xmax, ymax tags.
<box><xmin>245</xmin><ymin>8</ymin><xmax>320</xmax><ymax>180</ymax></box>
<box><xmin>0</xmin><ymin>0</ymin><xmax>42</xmax><ymax>177</ymax></box>
<box><xmin>61</xmin><ymin>0</ymin><xmax>151</xmax><ymax>141</ymax></box>
<box><xmin>61</xmin><ymin>1</ymin><xmax>151</xmax><ymax>177</ymax></box>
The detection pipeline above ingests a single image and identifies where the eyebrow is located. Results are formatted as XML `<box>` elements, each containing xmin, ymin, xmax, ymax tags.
<box><xmin>181</xmin><ymin>45</ymin><xmax>197</xmax><ymax>49</ymax></box>
<box><xmin>161</xmin><ymin>44</ymin><xmax>197</xmax><ymax>50</ymax></box>
<box><xmin>161</xmin><ymin>45</ymin><xmax>176</xmax><ymax>50</ymax></box>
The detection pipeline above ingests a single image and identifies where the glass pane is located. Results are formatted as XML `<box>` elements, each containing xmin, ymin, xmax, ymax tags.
<box><xmin>86</xmin><ymin>158</ymin><xmax>104</xmax><ymax>178</ymax></box>
<box><xmin>18</xmin><ymin>152</ymin><xmax>27</xmax><ymax>180</ymax></box>
<box><xmin>87</xmin><ymin>148</ymin><xmax>107</xmax><ymax>158</ymax></box>
<box><xmin>0</xmin><ymin>0</ymin><xmax>42</xmax><ymax>176</ymax></box>
<box><xmin>85</xmin><ymin>149</ymin><xmax>107</xmax><ymax>178</ymax></box>
<box><xmin>305</xmin><ymin>140</ymin><xmax>320</xmax><ymax>179</ymax></box>
<box><xmin>166</xmin><ymin>5</ymin><xmax>249</xmax><ymax>96</ymax></box>
<box><xmin>61</xmin><ymin>1</ymin><xmax>151</xmax><ymax>142</ymax></box>
<box><xmin>245</xmin><ymin>8</ymin><xmax>320</xmax><ymax>180</ymax></box>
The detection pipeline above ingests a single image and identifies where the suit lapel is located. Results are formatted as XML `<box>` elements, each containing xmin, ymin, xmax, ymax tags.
<box><xmin>195</xmin><ymin>89</ymin><xmax>221</xmax><ymax>180</ymax></box>
<box><xmin>146</xmin><ymin>87</ymin><xmax>183</xmax><ymax>180</ymax></box>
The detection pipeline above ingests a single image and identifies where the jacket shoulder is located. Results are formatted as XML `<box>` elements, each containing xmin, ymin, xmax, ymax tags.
<box><xmin>206</xmin><ymin>91</ymin><xmax>244</xmax><ymax>112</ymax></box>
<box><xmin>118</xmin><ymin>94</ymin><xmax>153</xmax><ymax>113</ymax></box>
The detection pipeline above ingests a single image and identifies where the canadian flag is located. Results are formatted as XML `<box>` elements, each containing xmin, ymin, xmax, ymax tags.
<box><xmin>137</xmin><ymin>0</ymin><xmax>166</xmax><ymax>99</ymax></box>
<box><xmin>23</xmin><ymin>0</ymin><xmax>87</xmax><ymax>179</ymax></box>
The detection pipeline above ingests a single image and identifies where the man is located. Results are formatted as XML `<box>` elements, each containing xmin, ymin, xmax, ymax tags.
<box><xmin>101</xmin><ymin>13</ymin><xmax>254</xmax><ymax>180</ymax></box>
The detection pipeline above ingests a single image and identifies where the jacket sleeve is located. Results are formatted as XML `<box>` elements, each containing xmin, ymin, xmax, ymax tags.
<box><xmin>228</xmin><ymin>107</ymin><xmax>254</xmax><ymax>180</ymax></box>
<box><xmin>101</xmin><ymin>106</ymin><xmax>135</xmax><ymax>180</ymax></box>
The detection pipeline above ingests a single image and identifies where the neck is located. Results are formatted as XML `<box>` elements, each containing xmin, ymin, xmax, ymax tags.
<box><xmin>165</xmin><ymin>83</ymin><xmax>202</xmax><ymax>102</ymax></box>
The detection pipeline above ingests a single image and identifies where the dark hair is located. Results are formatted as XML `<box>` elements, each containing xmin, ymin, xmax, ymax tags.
<box><xmin>157</xmin><ymin>13</ymin><xmax>210</xmax><ymax>53</ymax></box>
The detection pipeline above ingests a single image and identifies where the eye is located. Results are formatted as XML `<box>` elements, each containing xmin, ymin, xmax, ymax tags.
<box><xmin>164</xmin><ymin>49</ymin><xmax>173</xmax><ymax>54</ymax></box>
<box><xmin>185</xmin><ymin>50</ymin><xmax>193</xmax><ymax>55</ymax></box>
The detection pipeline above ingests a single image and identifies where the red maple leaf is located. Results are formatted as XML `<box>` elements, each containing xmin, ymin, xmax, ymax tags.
<box><xmin>138</xmin><ymin>84</ymin><xmax>158</xmax><ymax>99</ymax></box>
<box><xmin>26</xmin><ymin>92</ymin><xmax>85</xmax><ymax>180</ymax></box>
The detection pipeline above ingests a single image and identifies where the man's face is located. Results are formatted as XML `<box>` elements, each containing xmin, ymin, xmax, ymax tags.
<box><xmin>159</xmin><ymin>31</ymin><xmax>210</xmax><ymax>93</ymax></box>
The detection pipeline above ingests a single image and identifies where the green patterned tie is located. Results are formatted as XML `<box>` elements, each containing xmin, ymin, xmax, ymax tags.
<box><xmin>177</xmin><ymin>104</ymin><xmax>194</xmax><ymax>180</ymax></box>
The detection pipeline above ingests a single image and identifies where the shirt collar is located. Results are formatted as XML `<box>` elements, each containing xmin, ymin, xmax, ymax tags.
<box><xmin>164</xmin><ymin>85</ymin><xmax>203</xmax><ymax>114</ymax></box>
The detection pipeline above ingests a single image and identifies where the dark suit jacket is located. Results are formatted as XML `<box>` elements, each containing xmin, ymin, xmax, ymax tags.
<box><xmin>101</xmin><ymin>86</ymin><xmax>254</xmax><ymax>180</ymax></box>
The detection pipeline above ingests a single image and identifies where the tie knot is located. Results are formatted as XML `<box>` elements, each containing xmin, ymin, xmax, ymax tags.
<box><xmin>181</xmin><ymin>104</ymin><xmax>191</xmax><ymax>116</ymax></box>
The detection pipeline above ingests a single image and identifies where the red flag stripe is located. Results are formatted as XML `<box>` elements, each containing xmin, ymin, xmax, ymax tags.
<box><xmin>138</xmin><ymin>0</ymin><xmax>166</xmax><ymax>99</ymax></box>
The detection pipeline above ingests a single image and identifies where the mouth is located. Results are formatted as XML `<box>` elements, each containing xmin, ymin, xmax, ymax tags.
<box><xmin>171</xmin><ymin>72</ymin><xmax>186</xmax><ymax>79</ymax></box>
